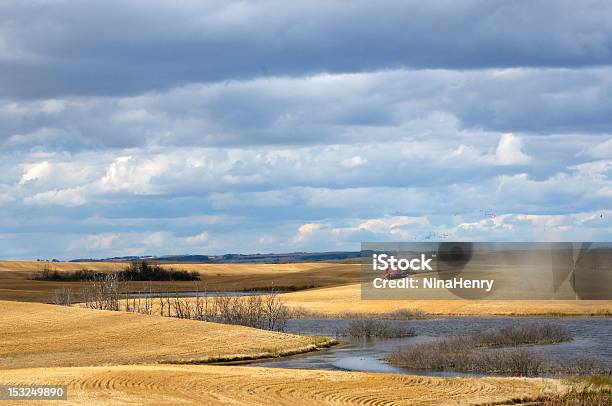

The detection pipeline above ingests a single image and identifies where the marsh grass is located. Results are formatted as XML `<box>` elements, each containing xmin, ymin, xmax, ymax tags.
<box><xmin>540</xmin><ymin>373</ymin><xmax>612</xmax><ymax>405</ymax></box>
<box><xmin>542</xmin><ymin>388</ymin><xmax>612</xmax><ymax>405</ymax></box>
<box><xmin>389</xmin><ymin>323</ymin><xmax>585</xmax><ymax>376</ymax></box>
<box><xmin>474</xmin><ymin>323</ymin><xmax>571</xmax><ymax>347</ymax></box>
<box><xmin>336</xmin><ymin>320</ymin><xmax>416</xmax><ymax>338</ymax></box>
<box><xmin>241</xmin><ymin>284</ymin><xmax>317</xmax><ymax>292</ymax></box>
<box><xmin>290</xmin><ymin>307</ymin><xmax>428</xmax><ymax>320</ymax></box>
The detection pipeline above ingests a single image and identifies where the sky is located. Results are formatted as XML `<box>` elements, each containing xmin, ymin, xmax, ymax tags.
<box><xmin>1</xmin><ymin>0</ymin><xmax>611</xmax><ymax>259</ymax></box>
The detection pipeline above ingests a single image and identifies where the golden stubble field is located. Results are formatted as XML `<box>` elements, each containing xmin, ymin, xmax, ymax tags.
<box><xmin>0</xmin><ymin>260</ymin><xmax>360</xmax><ymax>302</ymax></box>
<box><xmin>280</xmin><ymin>283</ymin><xmax>612</xmax><ymax>316</ymax></box>
<box><xmin>1</xmin><ymin>260</ymin><xmax>609</xmax><ymax>404</ymax></box>
<box><xmin>0</xmin><ymin>301</ymin><xmax>566</xmax><ymax>405</ymax></box>
<box><xmin>2</xmin><ymin>260</ymin><xmax>611</xmax><ymax>316</ymax></box>
<box><xmin>0</xmin><ymin>300</ymin><xmax>334</xmax><ymax>369</ymax></box>
<box><xmin>0</xmin><ymin>364</ymin><xmax>564</xmax><ymax>406</ymax></box>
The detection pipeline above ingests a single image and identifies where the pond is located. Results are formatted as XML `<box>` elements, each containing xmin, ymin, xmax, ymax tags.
<box><xmin>250</xmin><ymin>317</ymin><xmax>612</xmax><ymax>377</ymax></box>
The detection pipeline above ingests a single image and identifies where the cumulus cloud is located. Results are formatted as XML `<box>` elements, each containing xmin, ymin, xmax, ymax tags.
<box><xmin>493</xmin><ymin>134</ymin><xmax>531</xmax><ymax>165</ymax></box>
<box><xmin>24</xmin><ymin>187</ymin><xmax>87</xmax><ymax>207</ymax></box>
<box><xmin>0</xmin><ymin>1</ymin><xmax>610</xmax><ymax>258</ymax></box>
<box><xmin>85</xmin><ymin>234</ymin><xmax>118</xmax><ymax>250</ymax></box>
<box><xmin>293</xmin><ymin>223</ymin><xmax>322</xmax><ymax>242</ymax></box>
<box><xmin>341</xmin><ymin>156</ymin><xmax>367</xmax><ymax>168</ymax></box>
<box><xmin>142</xmin><ymin>232</ymin><xmax>165</xmax><ymax>247</ymax></box>
<box><xmin>338</xmin><ymin>216</ymin><xmax>428</xmax><ymax>235</ymax></box>
<box><xmin>585</xmin><ymin>137</ymin><xmax>612</xmax><ymax>158</ymax></box>
<box><xmin>19</xmin><ymin>161</ymin><xmax>51</xmax><ymax>184</ymax></box>
<box><xmin>4</xmin><ymin>68</ymin><xmax>612</xmax><ymax>152</ymax></box>
<box><xmin>98</xmin><ymin>156</ymin><xmax>167</xmax><ymax>194</ymax></box>
<box><xmin>184</xmin><ymin>232</ymin><xmax>209</xmax><ymax>245</ymax></box>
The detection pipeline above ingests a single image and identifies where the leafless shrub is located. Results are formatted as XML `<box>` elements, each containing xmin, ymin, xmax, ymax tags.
<box><xmin>475</xmin><ymin>323</ymin><xmax>571</xmax><ymax>347</ymax></box>
<box><xmin>384</xmin><ymin>309</ymin><xmax>428</xmax><ymax>320</ymax></box>
<box><xmin>555</xmin><ymin>356</ymin><xmax>610</xmax><ymax>376</ymax></box>
<box><xmin>173</xmin><ymin>292</ymin><xmax>194</xmax><ymax>319</ymax></box>
<box><xmin>152</xmin><ymin>290</ymin><xmax>290</xmax><ymax>332</ymax></box>
<box><xmin>389</xmin><ymin>323</ymin><xmax>574</xmax><ymax>376</ymax></box>
<box><xmin>390</xmin><ymin>341</ymin><xmax>548</xmax><ymax>376</ymax></box>
<box><xmin>261</xmin><ymin>293</ymin><xmax>290</xmax><ymax>331</ymax></box>
<box><xmin>337</xmin><ymin>320</ymin><xmax>416</xmax><ymax>338</ymax></box>
<box><xmin>193</xmin><ymin>292</ymin><xmax>206</xmax><ymax>321</ymax></box>
<box><xmin>123</xmin><ymin>283</ymin><xmax>153</xmax><ymax>315</ymax></box>
<box><xmin>53</xmin><ymin>286</ymin><xmax>73</xmax><ymax>306</ymax></box>
<box><xmin>289</xmin><ymin>307</ymin><xmax>428</xmax><ymax>320</ymax></box>
<box><xmin>81</xmin><ymin>273</ymin><xmax>120</xmax><ymax>311</ymax></box>
<box><xmin>76</xmin><ymin>274</ymin><xmax>290</xmax><ymax>332</ymax></box>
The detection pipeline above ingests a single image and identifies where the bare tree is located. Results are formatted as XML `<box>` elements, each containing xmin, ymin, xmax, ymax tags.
<box><xmin>53</xmin><ymin>286</ymin><xmax>73</xmax><ymax>306</ymax></box>
<box><xmin>81</xmin><ymin>273</ymin><xmax>120</xmax><ymax>311</ymax></box>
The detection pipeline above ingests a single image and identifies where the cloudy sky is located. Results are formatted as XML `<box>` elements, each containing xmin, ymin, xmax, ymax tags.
<box><xmin>1</xmin><ymin>0</ymin><xmax>611</xmax><ymax>259</ymax></box>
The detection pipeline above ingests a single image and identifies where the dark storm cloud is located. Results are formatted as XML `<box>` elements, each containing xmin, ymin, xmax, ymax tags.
<box><xmin>1</xmin><ymin>0</ymin><xmax>612</xmax><ymax>99</ymax></box>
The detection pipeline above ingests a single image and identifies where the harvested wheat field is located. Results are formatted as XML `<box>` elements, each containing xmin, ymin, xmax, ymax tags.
<box><xmin>0</xmin><ymin>260</ymin><xmax>359</xmax><ymax>302</ymax></box>
<box><xmin>281</xmin><ymin>283</ymin><xmax>612</xmax><ymax>316</ymax></box>
<box><xmin>0</xmin><ymin>300</ymin><xmax>568</xmax><ymax>405</ymax></box>
<box><xmin>0</xmin><ymin>300</ymin><xmax>333</xmax><ymax>369</ymax></box>
<box><xmin>0</xmin><ymin>364</ymin><xmax>564</xmax><ymax>406</ymax></box>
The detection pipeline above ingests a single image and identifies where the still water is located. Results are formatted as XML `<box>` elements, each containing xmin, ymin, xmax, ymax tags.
<box><xmin>250</xmin><ymin>317</ymin><xmax>612</xmax><ymax>376</ymax></box>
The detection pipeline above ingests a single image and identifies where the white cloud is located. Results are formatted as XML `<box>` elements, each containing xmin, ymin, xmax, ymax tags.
<box><xmin>85</xmin><ymin>234</ymin><xmax>117</xmax><ymax>250</ymax></box>
<box><xmin>184</xmin><ymin>232</ymin><xmax>209</xmax><ymax>245</ymax></box>
<box><xmin>98</xmin><ymin>156</ymin><xmax>167</xmax><ymax>194</ymax></box>
<box><xmin>493</xmin><ymin>133</ymin><xmax>531</xmax><ymax>165</ymax></box>
<box><xmin>329</xmin><ymin>216</ymin><xmax>431</xmax><ymax>241</ymax></box>
<box><xmin>0</xmin><ymin>30</ymin><xmax>611</xmax><ymax>258</ymax></box>
<box><xmin>142</xmin><ymin>232</ymin><xmax>165</xmax><ymax>247</ymax></box>
<box><xmin>19</xmin><ymin>161</ymin><xmax>51</xmax><ymax>184</ymax></box>
<box><xmin>586</xmin><ymin>137</ymin><xmax>612</xmax><ymax>159</ymax></box>
<box><xmin>39</xmin><ymin>100</ymin><xmax>66</xmax><ymax>115</ymax></box>
<box><xmin>340</xmin><ymin>156</ymin><xmax>367</xmax><ymax>168</ymax></box>
<box><xmin>24</xmin><ymin>187</ymin><xmax>87</xmax><ymax>207</ymax></box>
<box><xmin>356</xmin><ymin>216</ymin><xmax>429</xmax><ymax>235</ymax></box>
<box><xmin>293</xmin><ymin>223</ymin><xmax>322</xmax><ymax>242</ymax></box>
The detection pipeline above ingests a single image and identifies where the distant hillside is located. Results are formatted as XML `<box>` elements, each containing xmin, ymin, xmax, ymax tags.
<box><xmin>70</xmin><ymin>251</ymin><xmax>361</xmax><ymax>264</ymax></box>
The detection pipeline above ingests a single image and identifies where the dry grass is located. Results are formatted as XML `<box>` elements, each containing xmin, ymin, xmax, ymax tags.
<box><xmin>280</xmin><ymin>283</ymin><xmax>612</xmax><ymax>316</ymax></box>
<box><xmin>4</xmin><ymin>261</ymin><xmax>612</xmax><ymax>316</ymax></box>
<box><xmin>389</xmin><ymin>324</ymin><xmax>576</xmax><ymax>376</ymax></box>
<box><xmin>0</xmin><ymin>364</ymin><xmax>565</xmax><ymax>406</ymax></box>
<box><xmin>540</xmin><ymin>374</ymin><xmax>612</xmax><ymax>405</ymax></box>
<box><xmin>115</xmin><ymin>284</ymin><xmax>612</xmax><ymax>319</ymax></box>
<box><xmin>337</xmin><ymin>319</ymin><xmax>416</xmax><ymax>338</ymax></box>
<box><xmin>0</xmin><ymin>300</ymin><xmax>571</xmax><ymax>405</ymax></box>
<box><xmin>0</xmin><ymin>260</ymin><xmax>360</xmax><ymax>302</ymax></box>
<box><xmin>0</xmin><ymin>300</ymin><xmax>334</xmax><ymax>369</ymax></box>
